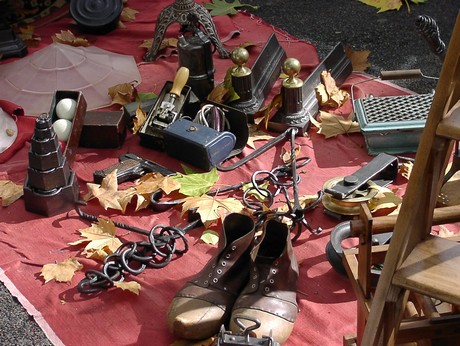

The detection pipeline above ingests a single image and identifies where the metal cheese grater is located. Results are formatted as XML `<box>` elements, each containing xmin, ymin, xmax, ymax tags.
<box><xmin>354</xmin><ymin>93</ymin><xmax>434</xmax><ymax>155</ymax></box>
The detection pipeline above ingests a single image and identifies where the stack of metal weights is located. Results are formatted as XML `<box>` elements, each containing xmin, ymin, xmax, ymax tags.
<box><xmin>23</xmin><ymin>114</ymin><xmax>79</xmax><ymax>216</ymax></box>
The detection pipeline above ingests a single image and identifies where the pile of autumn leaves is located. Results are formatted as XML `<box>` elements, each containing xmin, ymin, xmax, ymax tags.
<box><xmin>39</xmin><ymin>167</ymin><xmax>246</xmax><ymax>293</ymax></box>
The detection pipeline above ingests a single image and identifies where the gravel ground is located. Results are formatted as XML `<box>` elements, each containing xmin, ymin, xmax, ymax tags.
<box><xmin>1</xmin><ymin>1</ymin><xmax>458</xmax><ymax>345</ymax></box>
<box><xmin>244</xmin><ymin>0</ymin><xmax>458</xmax><ymax>94</ymax></box>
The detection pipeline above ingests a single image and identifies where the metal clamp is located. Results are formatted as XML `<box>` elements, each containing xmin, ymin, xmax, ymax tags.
<box><xmin>324</xmin><ymin>153</ymin><xmax>399</xmax><ymax>200</ymax></box>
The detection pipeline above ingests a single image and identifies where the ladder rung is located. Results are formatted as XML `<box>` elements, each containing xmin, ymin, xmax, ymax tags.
<box><xmin>436</xmin><ymin>103</ymin><xmax>460</xmax><ymax>140</ymax></box>
<box><xmin>393</xmin><ymin>236</ymin><xmax>460</xmax><ymax>306</ymax></box>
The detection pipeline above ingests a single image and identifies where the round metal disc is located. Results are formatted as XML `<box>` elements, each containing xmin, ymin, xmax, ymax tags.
<box><xmin>322</xmin><ymin>176</ymin><xmax>379</xmax><ymax>215</ymax></box>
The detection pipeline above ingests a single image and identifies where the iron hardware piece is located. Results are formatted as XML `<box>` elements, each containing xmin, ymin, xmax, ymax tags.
<box><xmin>324</xmin><ymin>153</ymin><xmax>399</xmax><ymax>200</ymax></box>
<box><xmin>228</xmin><ymin>33</ymin><xmax>287</xmax><ymax>122</ymax></box>
<box><xmin>215</xmin><ymin>315</ymin><xmax>280</xmax><ymax>346</ymax></box>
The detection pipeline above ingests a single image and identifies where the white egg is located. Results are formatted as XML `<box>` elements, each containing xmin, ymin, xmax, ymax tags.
<box><xmin>56</xmin><ymin>98</ymin><xmax>77</xmax><ymax>120</ymax></box>
<box><xmin>53</xmin><ymin>119</ymin><xmax>72</xmax><ymax>141</ymax></box>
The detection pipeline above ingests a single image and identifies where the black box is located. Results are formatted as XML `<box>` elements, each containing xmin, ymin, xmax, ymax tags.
<box><xmin>79</xmin><ymin>110</ymin><xmax>127</xmax><ymax>148</ymax></box>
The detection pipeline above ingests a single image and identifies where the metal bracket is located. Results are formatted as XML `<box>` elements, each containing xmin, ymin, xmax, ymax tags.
<box><xmin>303</xmin><ymin>43</ymin><xmax>352</xmax><ymax>119</ymax></box>
<box><xmin>324</xmin><ymin>153</ymin><xmax>399</xmax><ymax>200</ymax></box>
<box><xmin>229</xmin><ymin>33</ymin><xmax>286</xmax><ymax>122</ymax></box>
<box><xmin>268</xmin><ymin>42</ymin><xmax>352</xmax><ymax>134</ymax></box>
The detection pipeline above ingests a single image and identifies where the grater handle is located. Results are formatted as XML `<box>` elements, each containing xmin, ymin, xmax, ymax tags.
<box><xmin>380</xmin><ymin>69</ymin><xmax>422</xmax><ymax>80</ymax></box>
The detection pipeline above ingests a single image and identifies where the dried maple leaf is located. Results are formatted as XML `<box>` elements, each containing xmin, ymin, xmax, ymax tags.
<box><xmin>132</xmin><ymin>104</ymin><xmax>146</xmax><ymax>134</ymax></box>
<box><xmin>136</xmin><ymin>172</ymin><xmax>181</xmax><ymax>195</ymax></box>
<box><xmin>345</xmin><ymin>46</ymin><xmax>371</xmax><ymax>72</ymax></box>
<box><xmin>309</xmin><ymin>111</ymin><xmax>360</xmax><ymax>138</ymax></box>
<box><xmin>117</xmin><ymin>188</ymin><xmax>137</xmax><ymax>212</ymax></box>
<box><xmin>117</xmin><ymin>21</ymin><xmax>127</xmax><ymax>29</ymax></box>
<box><xmin>0</xmin><ymin>180</ymin><xmax>24</xmax><ymax>206</ymax></box>
<box><xmin>160</xmin><ymin>37</ymin><xmax>178</xmax><ymax>51</ymax></box>
<box><xmin>139</xmin><ymin>37</ymin><xmax>177</xmax><ymax>52</ymax></box>
<box><xmin>242</xmin><ymin>181</ymin><xmax>270</xmax><ymax>202</ymax></box>
<box><xmin>254</xmin><ymin>93</ymin><xmax>283</xmax><ymax>129</ymax></box>
<box><xmin>181</xmin><ymin>195</ymin><xmax>244</xmax><ymax>223</ymax></box>
<box><xmin>208</xmin><ymin>68</ymin><xmax>239</xmax><ymax>104</ymax></box>
<box><xmin>207</xmin><ymin>83</ymin><xmax>229</xmax><ymax>104</ymax></box>
<box><xmin>276</xmin><ymin>194</ymin><xmax>321</xmax><ymax>213</ymax></box>
<box><xmin>400</xmin><ymin>161</ymin><xmax>413</xmax><ymax>180</ymax></box>
<box><xmin>120</xmin><ymin>7</ymin><xmax>139</xmax><ymax>22</ymax></box>
<box><xmin>317</xmin><ymin>70</ymin><xmax>349</xmax><ymax>108</ymax></box>
<box><xmin>238</xmin><ymin>41</ymin><xmax>261</xmax><ymax>50</ymax></box>
<box><xmin>200</xmin><ymin>230</ymin><xmax>219</xmax><ymax>245</ymax></box>
<box><xmin>40</xmin><ymin>258</ymin><xmax>83</xmax><ymax>284</ymax></box>
<box><xmin>280</xmin><ymin>142</ymin><xmax>301</xmax><ymax>164</ymax></box>
<box><xmin>68</xmin><ymin>218</ymin><xmax>123</xmax><ymax>260</ymax></box>
<box><xmin>108</xmin><ymin>82</ymin><xmax>138</xmax><ymax>106</ymax></box>
<box><xmin>114</xmin><ymin>281</ymin><xmax>141</xmax><ymax>295</ymax></box>
<box><xmin>52</xmin><ymin>30</ymin><xmax>90</xmax><ymax>47</ymax></box>
<box><xmin>83</xmin><ymin>170</ymin><xmax>125</xmax><ymax>211</ymax></box>
<box><xmin>16</xmin><ymin>25</ymin><xmax>41</xmax><ymax>47</ymax></box>
<box><xmin>367</xmin><ymin>184</ymin><xmax>402</xmax><ymax>216</ymax></box>
<box><xmin>139</xmin><ymin>39</ymin><xmax>152</xmax><ymax>50</ymax></box>
<box><xmin>246</xmin><ymin>125</ymin><xmax>274</xmax><ymax>149</ymax></box>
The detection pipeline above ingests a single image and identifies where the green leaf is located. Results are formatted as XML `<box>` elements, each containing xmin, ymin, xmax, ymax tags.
<box><xmin>223</xmin><ymin>67</ymin><xmax>240</xmax><ymax>103</ymax></box>
<box><xmin>200</xmin><ymin>230</ymin><xmax>219</xmax><ymax>245</ymax></box>
<box><xmin>204</xmin><ymin>0</ymin><xmax>259</xmax><ymax>16</ymax></box>
<box><xmin>137</xmin><ymin>92</ymin><xmax>157</xmax><ymax>101</ymax></box>
<box><xmin>242</xmin><ymin>181</ymin><xmax>270</xmax><ymax>201</ymax></box>
<box><xmin>358</xmin><ymin>0</ymin><xmax>425</xmax><ymax>12</ymax></box>
<box><xmin>358</xmin><ymin>0</ymin><xmax>402</xmax><ymax>12</ymax></box>
<box><xmin>173</xmin><ymin>167</ymin><xmax>219</xmax><ymax>197</ymax></box>
<box><xmin>181</xmin><ymin>165</ymin><xmax>198</xmax><ymax>175</ymax></box>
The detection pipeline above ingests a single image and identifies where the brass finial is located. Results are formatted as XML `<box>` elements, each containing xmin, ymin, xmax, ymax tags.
<box><xmin>282</xmin><ymin>58</ymin><xmax>303</xmax><ymax>88</ymax></box>
<box><xmin>231</xmin><ymin>47</ymin><xmax>251</xmax><ymax>77</ymax></box>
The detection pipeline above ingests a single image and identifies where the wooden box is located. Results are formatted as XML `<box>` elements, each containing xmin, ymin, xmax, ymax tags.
<box><xmin>80</xmin><ymin>110</ymin><xmax>127</xmax><ymax>148</ymax></box>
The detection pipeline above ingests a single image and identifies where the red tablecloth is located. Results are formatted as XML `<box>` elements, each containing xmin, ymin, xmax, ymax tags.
<box><xmin>0</xmin><ymin>1</ymin><xmax>415</xmax><ymax>345</ymax></box>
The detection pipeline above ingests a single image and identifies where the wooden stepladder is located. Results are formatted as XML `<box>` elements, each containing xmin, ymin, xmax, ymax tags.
<box><xmin>344</xmin><ymin>11</ymin><xmax>460</xmax><ymax>346</ymax></box>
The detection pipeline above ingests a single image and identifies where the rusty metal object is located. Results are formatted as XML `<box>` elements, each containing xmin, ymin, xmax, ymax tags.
<box><xmin>144</xmin><ymin>0</ymin><xmax>229</xmax><ymax>61</ymax></box>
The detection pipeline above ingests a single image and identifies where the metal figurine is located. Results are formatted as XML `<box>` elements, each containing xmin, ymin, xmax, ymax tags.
<box><xmin>230</xmin><ymin>47</ymin><xmax>254</xmax><ymax>103</ymax></box>
<box><xmin>227</xmin><ymin>46</ymin><xmax>262</xmax><ymax>122</ymax></box>
<box><xmin>23</xmin><ymin>114</ymin><xmax>79</xmax><ymax>217</ymax></box>
<box><xmin>269</xmin><ymin>58</ymin><xmax>310</xmax><ymax>135</ymax></box>
<box><xmin>144</xmin><ymin>0</ymin><xmax>229</xmax><ymax>61</ymax></box>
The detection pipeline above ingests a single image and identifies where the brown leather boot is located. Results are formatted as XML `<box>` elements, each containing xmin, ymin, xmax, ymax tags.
<box><xmin>166</xmin><ymin>213</ymin><xmax>255</xmax><ymax>340</ymax></box>
<box><xmin>229</xmin><ymin>218</ymin><xmax>299</xmax><ymax>344</ymax></box>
